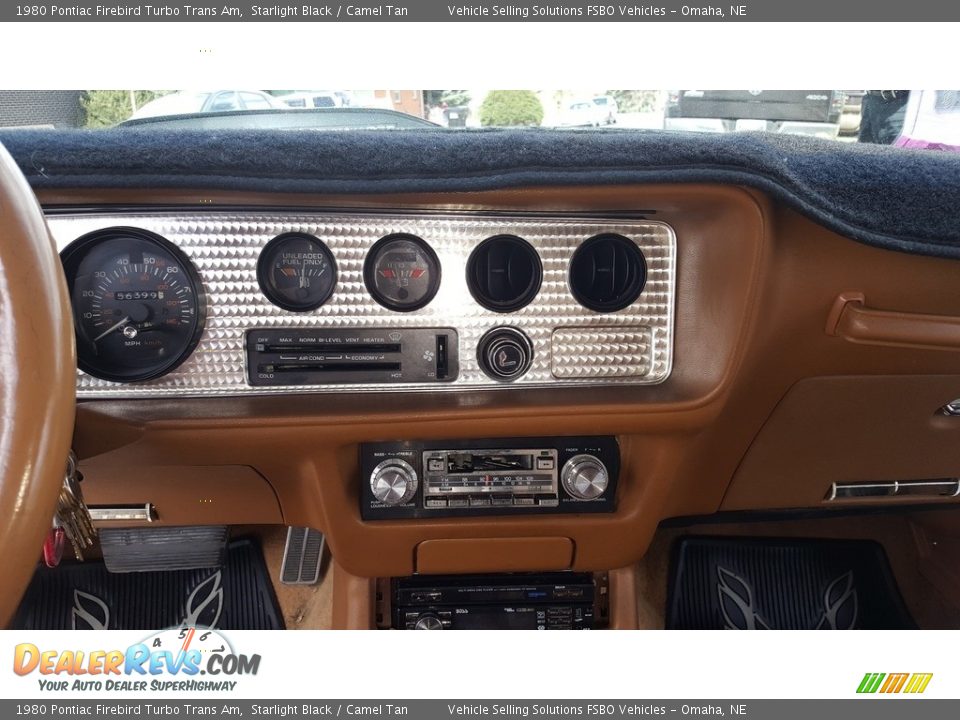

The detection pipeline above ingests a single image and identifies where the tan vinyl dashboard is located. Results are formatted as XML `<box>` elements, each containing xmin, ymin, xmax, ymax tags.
<box><xmin>41</xmin><ymin>183</ymin><xmax>960</xmax><ymax>579</ymax></box>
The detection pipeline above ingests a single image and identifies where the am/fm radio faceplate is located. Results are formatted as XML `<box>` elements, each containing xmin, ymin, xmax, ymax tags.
<box><xmin>360</xmin><ymin>436</ymin><xmax>619</xmax><ymax>520</ymax></box>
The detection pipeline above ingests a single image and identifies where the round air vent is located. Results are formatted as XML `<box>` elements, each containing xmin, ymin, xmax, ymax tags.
<box><xmin>466</xmin><ymin>235</ymin><xmax>542</xmax><ymax>313</ymax></box>
<box><xmin>569</xmin><ymin>233</ymin><xmax>647</xmax><ymax>313</ymax></box>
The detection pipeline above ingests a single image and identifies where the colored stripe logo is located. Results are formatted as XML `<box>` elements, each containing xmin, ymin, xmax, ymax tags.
<box><xmin>857</xmin><ymin>672</ymin><xmax>933</xmax><ymax>694</ymax></box>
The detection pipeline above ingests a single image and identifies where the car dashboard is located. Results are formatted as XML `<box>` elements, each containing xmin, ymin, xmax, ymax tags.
<box><xmin>9</xmin><ymin>127</ymin><xmax>960</xmax><ymax>629</ymax></box>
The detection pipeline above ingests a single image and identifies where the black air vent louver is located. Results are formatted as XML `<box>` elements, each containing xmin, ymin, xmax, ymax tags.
<box><xmin>569</xmin><ymin>234</ymin><xmax>647</xmax><ymax>313</ymax></box>
<box><xmin>467</xmin><ymin>235</ymin><xmax>542</xmax><ymax>312</ymax></box>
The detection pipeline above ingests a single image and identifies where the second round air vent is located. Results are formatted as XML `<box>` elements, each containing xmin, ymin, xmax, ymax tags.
<box><xmin>466</xmin><ymin>235</ymin><xmax>542</xmax><ymax>313</ymax></box>
<box><xmin>569</xmin><ymin>233</ymin><xmax>647</xmax><ymax>313</ymax></box>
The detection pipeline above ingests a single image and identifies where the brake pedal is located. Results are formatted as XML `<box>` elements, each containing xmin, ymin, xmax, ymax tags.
<box><xmin>280</xmin><ymin>527</ymin><xmax>325</xmax><ymax>585</ymax></box>
<box><xmin>100</xmin><ymin>525</ymin><xmax>228</xmax><ymax>573</ymax></box>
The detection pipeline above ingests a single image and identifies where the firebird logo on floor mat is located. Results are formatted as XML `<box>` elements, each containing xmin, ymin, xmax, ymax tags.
<box><xmin>717</xmin><ymin>566</ymin><xmax>858</xmax><ymax>630</ymax></box>
<box><xmin>182</xmin><ymin>571</ymin><xmax>224</xmax><ymax>629</ymax></box>
<box><xmin>69</xmin><ymin>571</ymin><xmax>225</xmax><ymax>631</ymax></box>
<box><xmin>71</xmin><ymin>590</ymin><xmax>110</xmax><ymax>631</ymax></box>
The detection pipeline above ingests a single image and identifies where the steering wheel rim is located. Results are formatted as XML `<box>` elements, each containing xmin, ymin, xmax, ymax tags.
<box><xmin>0</xmin><ymin>142</ymin><xmax>75</xmax><ymax>627</ymax></box>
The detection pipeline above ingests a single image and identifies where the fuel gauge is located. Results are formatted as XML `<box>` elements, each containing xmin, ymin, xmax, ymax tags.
<box><xmin>257</xmin><ymin>233</ymin><xmax>337</xmax><ymax>312</ymax></box>
<box><xmin>364</xmin><ymin>234</ymin><xmax>441</xmax><ymax>312</ymax></box>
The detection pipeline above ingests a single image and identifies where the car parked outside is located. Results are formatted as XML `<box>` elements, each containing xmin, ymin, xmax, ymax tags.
<box><xmin>664</xmin><ymin>90</ymin><xmax>844</xmax><ymax>139</ymax></box>
<box><xmin>559</xmin><ymin>100</ymin><xmax>607</xmax><ymax>127</ymax></box>
<box><xmin>280</xmin><ymin>91</ymin><xmax>345</xmax><ymax>109</ymax></box>
<box><xmin>592</xmin><ymin>95</ymin><xmax>619</xmax><ymax>124</ymax></box>
<box><xmin>130</xmin><ymin>90</ymin><xmax>287</xmax><ymax>119</ymax></box>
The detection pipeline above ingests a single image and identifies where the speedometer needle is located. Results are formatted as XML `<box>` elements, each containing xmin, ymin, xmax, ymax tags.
<box><xmin>92</xmin><ymin>316</ymin><xmax>131</xmax><ymax>343</ymax></box>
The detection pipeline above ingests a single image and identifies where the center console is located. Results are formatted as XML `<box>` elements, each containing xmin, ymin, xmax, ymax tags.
<box><xmin>360</xmin><ymin>436</ymin><xmax>619</xmax><ymax>520</ymax></box>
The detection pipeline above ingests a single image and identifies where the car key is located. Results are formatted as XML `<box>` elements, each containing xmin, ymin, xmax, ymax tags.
<box><xmin>53</xmin><ymin>452</ymin><xmax>96</xmax><ymax>562</ymax></box>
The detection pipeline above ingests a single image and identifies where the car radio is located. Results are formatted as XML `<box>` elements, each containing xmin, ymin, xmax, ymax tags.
<box><xmin>387</xmin><ymin>572</ymin><xmax>605</xmax><ymax>630</ymax></box>
<box><xmin>360</xmin><ymin>436</ymin><xmax>619</xmax><ymax>519</ymax></box>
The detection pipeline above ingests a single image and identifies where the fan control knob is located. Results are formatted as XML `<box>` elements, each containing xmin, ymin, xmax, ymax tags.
<box><xmin>561</xmin><ymin>454</ymin><xmax>609</xmax><ymax>500</ymax></box>
<box><xmin>369</xmin><ymin>458</ymin><xmax>418</xmax><ymax>506</ymax></box>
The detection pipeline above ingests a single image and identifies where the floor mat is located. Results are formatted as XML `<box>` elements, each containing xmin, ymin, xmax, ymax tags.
<box><xmin>13</xmin><ymin>538</ymin><xmax>284</xmax><ymax>630</ymax></box>
<box><xmin>666</xmin><ymin>536</ymin><xmax>915</xmax><ymax>629</ymax></box>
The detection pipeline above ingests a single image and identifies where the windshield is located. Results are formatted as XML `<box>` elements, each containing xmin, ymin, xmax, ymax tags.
<box><xmin>2</xmin><ymin>89</ymin><xmax>958</xmax><ymax>151</ymax></box>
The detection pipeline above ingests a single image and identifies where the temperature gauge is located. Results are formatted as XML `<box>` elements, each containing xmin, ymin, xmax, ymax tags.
<box><xmin>257</xmin><ymin>233</ymin><xmax>337</xmax><ymax>312</ymax></box>
<box><xmin>364</xmin><ymin>234</ymin><xmax>441</xmax><ymax>312</ymax></box>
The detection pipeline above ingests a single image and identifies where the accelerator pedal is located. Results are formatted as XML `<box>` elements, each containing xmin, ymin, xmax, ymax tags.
<box><xmin>280</xmin><ymin>526</ymin><xmax>326</xmax><ymax>585</ymax></box>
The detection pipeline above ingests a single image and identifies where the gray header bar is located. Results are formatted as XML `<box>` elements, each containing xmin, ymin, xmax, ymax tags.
<box><xmin>3</xmin><ymin>0</ymin><xmax>959</xmax><ymax>21</ymax></box>
<box><xmin>2</xmin><ymin>700</ymin><xmax>957</xmax><ymax>719</ymax></box>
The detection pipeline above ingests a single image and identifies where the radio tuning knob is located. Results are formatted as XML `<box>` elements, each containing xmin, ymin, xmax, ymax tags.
<box><xmin>370</xmin><ymin>458</ymin><xmax>418</xmax><ymax>506</ymax></box>
<box><xmin>561</xmin><ymin>454</ymin><xmax>609</xmax><ymax>500</ymax></box>
<box><xmin>414</xmin><ymin>614</ymin><xmax>444</xmax><ymax>630</ymax></box>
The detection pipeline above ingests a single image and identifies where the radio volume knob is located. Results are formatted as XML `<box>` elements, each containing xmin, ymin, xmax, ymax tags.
<box><xmin>370</xmin><ymin>458</ymin><xmax>418</xmax><ymax>506</ymax></box>
<box><xmin>561</xmin><ymin>454</ymin><xmax>609</xmax><ymax>500</ymax></box>
<box><xmin>414</xmin><ymin>614</ymin><xmax>444</xmax><ymax>630</ymax></box>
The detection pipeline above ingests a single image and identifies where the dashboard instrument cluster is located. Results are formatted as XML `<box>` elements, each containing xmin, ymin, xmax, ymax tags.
<box><xmin>50</xmin><ymin>211</ymin><xmax>676</xmax><ymax>398</ymax></box>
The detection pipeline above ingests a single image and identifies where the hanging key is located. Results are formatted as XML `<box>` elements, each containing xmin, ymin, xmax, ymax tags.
<box><xmin>52</xmin><ymin>451</ymin><xmax>97</xmax><ymax>562</ymax></box>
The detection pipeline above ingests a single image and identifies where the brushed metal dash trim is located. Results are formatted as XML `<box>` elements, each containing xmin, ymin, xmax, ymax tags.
<box><xmin>47</xmin><ymin>211</ymin><xmax>676</xmax><ymax>398</ymax></box>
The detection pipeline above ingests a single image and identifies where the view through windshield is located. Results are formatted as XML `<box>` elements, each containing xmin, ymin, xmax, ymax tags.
<box><xmin>2</xmin><ymin>89</ymin><xmax>959</xmax><ymax>151</ymax></box>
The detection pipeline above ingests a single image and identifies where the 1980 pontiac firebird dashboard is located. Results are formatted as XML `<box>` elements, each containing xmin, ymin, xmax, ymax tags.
<box><xmin>15</xmin><ymin>129</ymin><xmax>960</xmax><ymax>630</ymax></box>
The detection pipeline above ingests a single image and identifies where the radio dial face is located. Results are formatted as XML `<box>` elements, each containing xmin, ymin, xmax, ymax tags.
<box><xmin>370</xmin><ymin>458</ymin><xmax>418</xmax><ymax>506</ymax></box>
<box><xmin>561</xmin><ymin>454</ymin><xmax>609</xmax><ymax>500</ymax></box>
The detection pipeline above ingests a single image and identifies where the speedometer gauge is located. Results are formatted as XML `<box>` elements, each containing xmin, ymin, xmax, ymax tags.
<box><xmin>257</xmin><ymin>232</ymin><xmax>337</xmax><ymax>312</ymax></box>
<box><xmin>363</xmin><ymin>234</ymin><xmax>441</xmax><ymax>312</ymax></box>
<box><xmin>61</xmin><ymin>227</ymin><xmax>206</xmax><ymax>383</ymax></box>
